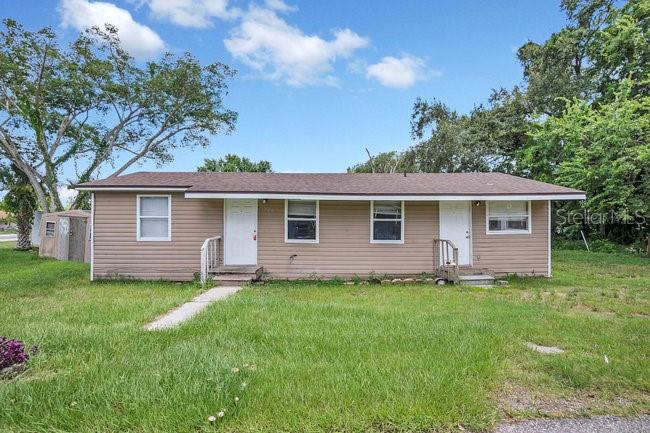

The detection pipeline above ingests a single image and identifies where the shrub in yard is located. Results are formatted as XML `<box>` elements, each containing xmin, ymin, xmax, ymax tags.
<box><xmin>554</xmin><ymin>237</ymin><xmax>646</xmax><ymax>255</ymax></box>
<box><xmin>0</xmin><ymin>337</ymin><xmax>35</xmax><ymax>375</ymax></box>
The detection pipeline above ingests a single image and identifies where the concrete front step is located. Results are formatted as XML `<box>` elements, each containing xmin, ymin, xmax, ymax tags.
<box><xmin>215</xmin><ymin>265</ymin><xmax>261</xmax><ymax>273</ymax></box>
<box><xmin>214</xmin><ymin>265</ymin><xmax>262</xmax><ymax>278</ymax></box>
<box><xmin>213</xmin><ymin>274</ymin><xmax>254</xmax><ymax>285</ymax></box>
<box><xmin>458</xmin><ymin>274</ymin><xmax>495</xmax><ymax>286</ymax></box>
<box><xmin>211</xmin><ymin>265</ymin><xmax>263</xmax><ymax>286</ymax></box>
<box><xmin>457</xmin><ymin>267</ymin><xmax>494</xmax><ymax>276</ymax></box>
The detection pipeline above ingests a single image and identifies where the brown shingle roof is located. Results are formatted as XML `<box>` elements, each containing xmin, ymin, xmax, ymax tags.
<box><xmin>76</xmin><ymin>172</ymin><xmax>584</xmax><ymax>197</ymax></box>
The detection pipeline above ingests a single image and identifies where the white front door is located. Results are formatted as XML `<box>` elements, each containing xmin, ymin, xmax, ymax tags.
<box><xmin>439</xmin><ymin>201</ymin><xmax>472</xmax><ymax>266</ymax></box>
<box><xmin>224</xmin><ymin>199</ymin><xmax>258</xmax><ymax>265</ymax></box>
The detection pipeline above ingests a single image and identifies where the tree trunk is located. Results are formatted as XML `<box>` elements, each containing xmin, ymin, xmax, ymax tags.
<box><xmin>27</xmin><ymin>176</ymin><xmax>50</xmax><ymax>213</ymax></box>
<box><xmin>14</xmin><ymin>206</ymin><xmax>34</xmax><ymax>251</ymax></box>
<box><xmin>15</xmin><ymin>225</ymin><xmax>31</xmax><ymax>251</ymax></box>
<box><xmin>45</xmin><ymin>176</ymin><xmax>64</xmax><ymax>211</ymax></box>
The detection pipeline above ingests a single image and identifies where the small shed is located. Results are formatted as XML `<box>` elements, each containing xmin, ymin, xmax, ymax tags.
<box><xmin>39</xmin><ymin>210</ymin><xmax>91</xmax><ymax>263</ymax></box>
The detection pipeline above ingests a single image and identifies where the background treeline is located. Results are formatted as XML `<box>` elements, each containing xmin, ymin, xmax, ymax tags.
<box><xmin>349</xmin><ymin>0</ymin><xmax>649</xmax><ymax>251</ymax></box>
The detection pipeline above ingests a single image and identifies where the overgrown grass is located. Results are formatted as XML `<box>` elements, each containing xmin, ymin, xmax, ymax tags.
<box><xmin>0</xmin><ymin>243</ymin><xmax>648</xmax><ymax>432</ymax></box>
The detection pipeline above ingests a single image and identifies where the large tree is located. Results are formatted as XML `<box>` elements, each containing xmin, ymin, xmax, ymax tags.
<box><xmin>0</xmin><ymin>19</ymin><xmax>237</xmax><ymax>212</ymax></box>
<box><xmin>525</xmin><ymin>79</ymin><xmax>649</xmax><ymax>245</ymax></box>
<box><xmin>197</xmin><ymin>154</ymin><xmax>272</xmax><ymax>173</ymax></box>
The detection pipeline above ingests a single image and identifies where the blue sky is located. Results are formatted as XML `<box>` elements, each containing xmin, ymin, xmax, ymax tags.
<box><xmin>5</xmin><ymin>0</ymin><xmax>567</xmax><ymax>178</ymax></box>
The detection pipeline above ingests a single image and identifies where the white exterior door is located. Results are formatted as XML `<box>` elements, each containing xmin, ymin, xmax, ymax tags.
<box><xmin>439</xmin><ymin>201</ymin><xmax>472</xmax><ymax>266</ymax></box>
<box><xmin>224</xmin><ymin>199</ymin><xmax>258</xmax><ymax>265</ymax></box>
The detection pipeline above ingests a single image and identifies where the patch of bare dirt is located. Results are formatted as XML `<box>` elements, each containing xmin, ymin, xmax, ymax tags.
<box><xmin>499</xmin><ymin>383</ymin><xmax>632</xmax><ymax>418</ymax></box>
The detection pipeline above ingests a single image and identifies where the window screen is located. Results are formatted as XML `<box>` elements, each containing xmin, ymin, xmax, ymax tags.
<box><xmin>286</xmin><ymin>200</ymin><xmax>318</xmax><ymax>241</ymax></box>
<box><xmin>372</xmin><ymin>201</ymin><xmax>403</xmax><ymax>242</ymax></box>
<box><xmin>487</xmin><ymin>201</ymin><xmax>530</xmax><ymax>233</ymax></box>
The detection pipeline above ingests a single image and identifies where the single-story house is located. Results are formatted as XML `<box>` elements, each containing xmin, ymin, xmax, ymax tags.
<box><xmin>75</xmin><ymin>172</ymin><xmax>585</xmax><ymax>283</ymax></box>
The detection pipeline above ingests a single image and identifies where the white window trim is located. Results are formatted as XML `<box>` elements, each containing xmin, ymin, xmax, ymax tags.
<box><xmin>45</xmin><ymin>221</ymin><xmax>56</xmax><ymax>237</ymax></box>
<box><xmin>284</xmin><ymin>199</ymin><xmax>319</xmax><ymax>244</ymax></box>
<box><xmin>486</xmin><ymin>200</ymin><xmax>532</xmax><ymax>235</ymax></box>
<box><xmin>370</xmin><ymin>200</ymin><xmax>405</xmax><ymax>244</ymax></box>
<box><xmin>136</xmin><ymin>194</ymin><xmax>172</xmax><ymax>241</ymax></box>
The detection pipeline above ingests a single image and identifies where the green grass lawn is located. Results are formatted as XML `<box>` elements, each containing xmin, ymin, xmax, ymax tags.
<box><xmin>0</xmin><ymin>243</ymin><xmax>648</xmax><ymax>433</ymax></box>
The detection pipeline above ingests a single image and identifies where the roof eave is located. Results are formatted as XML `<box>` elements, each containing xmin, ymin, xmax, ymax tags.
<box><xmin>184</xmin><ymin>192</ymin><xmax>586</xmax><ymax>201</ymax></box>
<box><xmin>74</xmin><ymin>186</ymin><xmax>190</xmax><ymax>191</ymax></box>
<box><xmin>74</xmin><ymin>186</ymin><xmax>585</xmax><ymax>201</ymax></box>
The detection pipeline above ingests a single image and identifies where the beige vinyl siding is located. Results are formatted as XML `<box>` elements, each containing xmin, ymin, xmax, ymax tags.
<box><xmin>471</xmin><ymin>200</ymin><xmax>549</xmax><ymax>276</ymax></box>
<box><xmin>93</xmin><ymin>192</ymin><xmax>223</xmax><ymax>281</ymax></box>
<box><xmin>258</xmin><ymin>200</ymin><xmax>438</xmax><ymax>278</ymax></box>
<box><xmin>91</xmin><ymin>194</ymin><xmax>549</xmax><ymax>281</ymax></box>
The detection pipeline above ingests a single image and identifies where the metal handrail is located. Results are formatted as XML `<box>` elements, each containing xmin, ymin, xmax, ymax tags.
<box><xmin>200</xmin><ymin>236</ymin><xmax>222</xmax><ymax>285</ymax></box>
<box><xmin>433</xmin><ymin>238</ymin><xmax>459</xmax><ymax>269</ymax></box>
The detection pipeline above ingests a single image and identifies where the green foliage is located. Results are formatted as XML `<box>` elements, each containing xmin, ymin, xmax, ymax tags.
<box><xmin>526</xmin><ymin>78</ymin><xmax>649</xmax><ymax>242</ymax></box>
<box><xmin>0</xmin><ymin>19</ymin><xmax>237</xmax><ymax>212</ymax></box>
<box><xmin>588</xmin><ymin>0</ymin><xmax>649</xmax><ymax>97</ymax></box>
<box><xmin>197</xmin><ymin>154</ymin><xmax>272</xmax><ymax>173</ymax></box>
<box><xmin>0</xmin><ymin>164</ymin><xmax>36</xmax><ymax>250</ymax></box>
<box><xmin>347</xmin><ymin>150</ymin><xmax>407</xmax><ymax>173</ymax></box>
<box><xmin>553</xmin><ymin>237</ymin><xmax>643</xmax><ymax>254</ymax></box>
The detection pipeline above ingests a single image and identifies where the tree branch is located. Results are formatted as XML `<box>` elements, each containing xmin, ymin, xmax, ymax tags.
<box><xmin>0</xmin><ymin>128</ymin><xmax>50</xmax><ymax>212</ymax></box>
<box><xmin>108</xmin><ymin>98</ymin><xmax>188</xmax><ymax>178</ymax></box>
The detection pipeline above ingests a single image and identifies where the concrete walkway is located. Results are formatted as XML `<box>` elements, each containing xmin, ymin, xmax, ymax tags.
<box><xmin>496</xmin><ymin>415</ymin><xmax>650</xmax><ymax>433</ymax></box>
<box><xmin>0</xmin><ymin>234</ymin><xmax>17</xmax><ymax>242</ymax></box>
<box><xmin>144</xmin><ymin>286</ymin><xmax>241</xmax><ymax>331</ymax></box>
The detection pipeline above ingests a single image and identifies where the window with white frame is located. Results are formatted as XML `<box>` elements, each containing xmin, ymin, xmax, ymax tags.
<box><xmin>486</xmin><ymin>201</ymin><xmax>531</xmax><ymax>234</ymax></box>
<box><xmin>137</xmin><ymin>195</ymin><xmax>171</xmax><ymax>241</ymax></box>
<box><xmin>285</xmin><ymin>200</ymin><xmax>318</xmax><ymax>242</ymax></box>
<box><xmin>371</xmin><ymin>201</ymin><xmax>404</xmax><ymax>243</ymax></box>
<box><xmin>45</xmin><ymin>222</ymin><xmax>56</xmax><ymax>237</ymax></box>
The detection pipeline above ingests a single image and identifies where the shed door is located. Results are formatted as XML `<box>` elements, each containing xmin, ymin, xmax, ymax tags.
<box><xmin>439</xmin><ymin>201</ymin><xmax>472</xmax><ymax>266</ymax></box>
<box><xmin>224</xmin><ymin>199</ymin><xmax>258</xmax><ymax>265</ymax></box>
<box><xmin>68</xmin><ymin>217</ymin><xmax>87</xmax><ymax>262</ymax></box>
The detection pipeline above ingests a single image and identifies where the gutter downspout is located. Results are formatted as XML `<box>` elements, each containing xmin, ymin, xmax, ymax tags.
<box><xmin>90</xmin><ymin>192</ymin><xmax>94</xmax><ymax>281</ymax></box>
<box><xmin>548</xmin><ymin>200</ymin><xmax>552</xmax><ymax>278</ymax></box>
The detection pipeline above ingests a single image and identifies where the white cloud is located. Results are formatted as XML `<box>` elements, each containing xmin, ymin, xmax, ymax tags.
<box><xmin>366</xmin><ymin>55</ymin><xmax>435</xmax><ymax>89</ymax></box>
<box><xmin>58</xmin><ymin>186</ymin><xmax>78</xmax><ymax>207</ymax></box>
<box><xmin>264</xmin><ymin>0</ymin><xmax>297</xmax><ymax>12</ymax></box>
<box><xmin>224</xmin><ymin>6</ymin><xmax>369</xmax><ymax>86</ymax></box>
<box><xmin>144</xmin><ymin>0</ymin><xmax>240</xmax><ymax>28</ymax></box>
<box><xmin>60</xmin><ymin>0</ymin><xmax>165</xmax><ymax>59</ymax></box>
